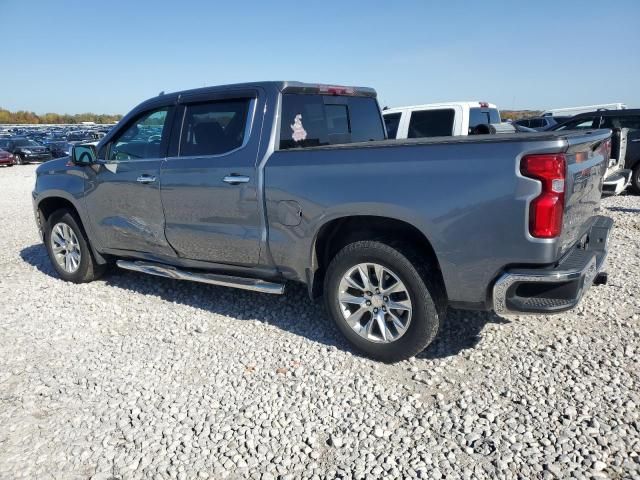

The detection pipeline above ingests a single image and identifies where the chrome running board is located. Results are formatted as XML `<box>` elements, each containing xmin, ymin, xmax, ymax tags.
<box><xmin>116</xmin><ymin>260</ymin><xmax>285</xmax><ymax>295</ymax></box>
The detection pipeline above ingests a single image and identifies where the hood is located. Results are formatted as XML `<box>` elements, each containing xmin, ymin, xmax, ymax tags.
<box><xmin>35</xmin><ymin>156</ymin><xmax>70</xmax><ymax>174</ymax></box>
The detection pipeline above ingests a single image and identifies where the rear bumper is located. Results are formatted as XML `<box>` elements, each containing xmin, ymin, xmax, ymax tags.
<box><xmin>602</xmin><ymin>169</ymin><xmax>632</xmax><ymax>195</ymax></box>
<box><xmin>493</xmin><ymin>216</ymin><xmax>612</xmax><ymax>315</ymax></box>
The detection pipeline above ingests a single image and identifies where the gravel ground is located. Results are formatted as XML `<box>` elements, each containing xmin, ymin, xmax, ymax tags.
<box><xmin>0</xmin><ymin>164</ymin><xmax>638</xmax><ymax>480</ymax></box>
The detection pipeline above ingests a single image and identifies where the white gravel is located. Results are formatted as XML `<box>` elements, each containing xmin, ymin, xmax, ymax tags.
<box><xmin>0</xmin><ymin>164</ymin><xmax>639</xmax><ymax>479</ymax></box>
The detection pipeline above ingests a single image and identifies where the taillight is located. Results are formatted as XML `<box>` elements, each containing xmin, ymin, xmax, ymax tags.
<box><xmin>520</xmin><ymin>153</ymin><xmax>566</xmax><ymax>238</ymax></box>
<box><xmin>600</xmin><ymin>138</ymin><xmax>611</xmax><ymax>159</ymax></box>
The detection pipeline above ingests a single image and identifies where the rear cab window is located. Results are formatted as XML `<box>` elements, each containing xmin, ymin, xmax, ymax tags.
<box><xmin>468</xmin><ymin>108</ymin><xmax>501</xmax><ymax>133</ymax></box>
<box><xmin>279</xmin><ymin>94</ymin><xmax>385</xmax><ymax>150</ymax></box>
<box><xmin>408</xmin><ymin>109</ymin><xmax>455</xmax><ymax>138</ymax></box>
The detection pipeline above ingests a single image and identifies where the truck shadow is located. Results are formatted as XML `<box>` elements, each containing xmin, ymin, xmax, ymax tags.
<box><xmin>417</xmin><ymin>309</ymin><xmax>509</xmax><ymax>360</ymax></box>
<box><xmin>20</xmin><ymin>243</ymin><xmax>506</xmax><ymax>362</ymax></box>
<box><xmin>605</xmin><ymin>206</ymin><xmax>640</xmax><ymax>213</ymax></box>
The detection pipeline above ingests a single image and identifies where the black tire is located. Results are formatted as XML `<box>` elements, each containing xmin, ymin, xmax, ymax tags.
<box><xmin>14</xmin><ymin>154</ymin><xmax>24</xmax><ymax>165</ymax></box>
<box><xmin>630</xmin><ymin>165</ymin><xmax>640</xmax><ymax>195</ymax></box>
<box><xmin>44</xmin><ymin>209</ymin><xmax>105</xmax><ymax>283</ymax></box>
<box><xmin>324</xmin><ymin>240</ymin><xmax>445</xmax><ymax>362</ymax></box>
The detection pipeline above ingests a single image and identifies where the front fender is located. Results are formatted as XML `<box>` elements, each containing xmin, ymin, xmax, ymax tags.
<box><xmin>33</xmin><ymin>161</ymin><xmax>104</xmax><ymax>255</ymax></box>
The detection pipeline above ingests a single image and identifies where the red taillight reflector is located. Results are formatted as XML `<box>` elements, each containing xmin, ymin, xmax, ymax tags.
<box><xmin>520</xmin><ymin>154</ymin><xmax>566</xmax><ymax>238</ymax></box>
<box><xmin>479</xmin><ymin>102</ymin><xmax>489</xmax><ymax>108</ymax></box>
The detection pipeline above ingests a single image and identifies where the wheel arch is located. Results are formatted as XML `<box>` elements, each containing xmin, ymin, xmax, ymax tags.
<box><xmin>308</xmin><ymin>215</ymin><xmax>446</xmax><ymax>302</ymax></box>
<box><xmin>36</xmin><ymin>194</ymin><xmax>107</xmax><ymax>265</ymax></box>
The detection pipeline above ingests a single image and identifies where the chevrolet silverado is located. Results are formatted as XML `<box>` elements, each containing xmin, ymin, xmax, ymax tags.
<box><xmin>32</xmin><ymin>81</ymin><xmax>613</xmax><ymax>361</ymax></box>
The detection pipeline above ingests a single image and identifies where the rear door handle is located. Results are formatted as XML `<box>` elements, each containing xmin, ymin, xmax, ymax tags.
<box><xmin>223</xmin><ymin>175</ymin><xmax>250</xmax><ymax>185</ymax></box>
<box><xmin>136</xmin><ymin>175</ymin><xmax>156</xmax><ymax>184</ymax></box>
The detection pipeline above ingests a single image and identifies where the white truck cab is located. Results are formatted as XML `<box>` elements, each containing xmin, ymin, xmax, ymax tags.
<box><xmin>383</xmin><ymin>101</ymin><xmax>500</xmax><ymax>139</ymax></box>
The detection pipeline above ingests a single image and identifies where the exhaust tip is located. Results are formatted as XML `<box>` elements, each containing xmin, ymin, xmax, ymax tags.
<box><xmin>593</xmin><ymin>272</ymin><xmax>608</xmax><ymax>286</ymax></box>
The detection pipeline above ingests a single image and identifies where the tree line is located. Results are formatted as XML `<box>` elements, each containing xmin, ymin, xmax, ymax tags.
<box><xmin>500</xmin><ymin>110</ymin><xmax>543</xmax><ymax>121</ymax></box>
<box><xmin>0</xmin><ymin>107</ymin><xmax>122</xmax><ymax>125</ymax></box>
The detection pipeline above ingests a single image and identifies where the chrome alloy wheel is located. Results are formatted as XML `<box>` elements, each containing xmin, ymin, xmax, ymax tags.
<box><xmin>50</xmin><ymin>222</ymin><xmax>82</xmax><ymax>273</ymax></box>
<box><xmin>338</xmin><ymin>263</ymin><xmax>412</xmax><ymax>343</ymax></box>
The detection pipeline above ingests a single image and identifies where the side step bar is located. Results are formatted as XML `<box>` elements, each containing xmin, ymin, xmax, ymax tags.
<box><xmin>116</xmin><ymin>260</ymin><xmax>285</xmax><ymax>295</ymax></box>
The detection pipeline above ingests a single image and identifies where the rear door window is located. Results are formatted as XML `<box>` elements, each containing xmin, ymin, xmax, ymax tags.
<box><xmin>383</xmin><ymin>113</ymin><xmax>402</xmax><ymax>139</ymax></box>
<box><xmin>279</xmin><ymin>94</ymin><xmax>384</xmax><ymax>150</ymax></box>
<box><xmin>601</xmin><ymin>115</ymin><xmax>640</xmax><ymax>130</ymax></box>
<box><xmin>179</xmin><ymin>99</ymin><xmax>250</xmax><ymax>156</ymax></box>
<box><xmin>407</xmin><ymin>109</ymin><xmax>455</xmax><ymax>138</ymax></box>
<box><xmin>555</xmin><ymin>117</ymin><xmax>597</xmax><ymax>130</ymax></box>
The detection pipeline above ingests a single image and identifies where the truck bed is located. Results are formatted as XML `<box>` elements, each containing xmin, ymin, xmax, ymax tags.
<box><xmin>264</xmin><ymin>129</ymin><xmax>611</xmax><ymax>308</ymax></box>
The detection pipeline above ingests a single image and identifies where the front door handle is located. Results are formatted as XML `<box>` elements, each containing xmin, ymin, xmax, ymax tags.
<box><xmin>223</xmin><ymin>175</ymin><xmax>250</xmax><ymax>185</ymax></box>
<box><xmin>136</xmin><ymin>175</ymin><xmax>156</xmax><ymax>184</ymax></box>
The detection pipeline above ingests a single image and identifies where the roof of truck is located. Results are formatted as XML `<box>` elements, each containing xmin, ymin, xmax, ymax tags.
<box><xmin>383</xmin><ymin>101</ymin><xmax>497</xmax><ymax>114</ymax></box>
<box><xmin>155</xmin><ymin>81</ymin><xmax>377</xmax><ymax>102</ymax></box>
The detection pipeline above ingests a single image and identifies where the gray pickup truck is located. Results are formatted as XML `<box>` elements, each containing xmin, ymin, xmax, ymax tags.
<box><xmin>33</xmin><ymin>81</ymin><xmax>613</xmax><ymax>362</ymax></box>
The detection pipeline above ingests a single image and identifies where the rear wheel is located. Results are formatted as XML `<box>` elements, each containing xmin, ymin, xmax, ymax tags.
<box><xmin>44</xmin><ymin>209</ymin><xmax>105</xmax><ymax>283</ymax></box>
<box><xmin>324</xmin><ymin>240</ymin><xmax>444</xmax><ymax>362</ymax></box>
<box><xmin>630</xmin><ymin>165</ymin><xmax>640</xmax><ymax>195</ymax></box>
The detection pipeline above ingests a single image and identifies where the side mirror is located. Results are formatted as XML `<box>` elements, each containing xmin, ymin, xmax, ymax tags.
<box><xmin>71</xmin><ymin>144</ymin><xmax>97</xmax><ymax>165</ymax></box>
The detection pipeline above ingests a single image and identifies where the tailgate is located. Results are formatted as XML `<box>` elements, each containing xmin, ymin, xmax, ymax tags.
<box><xmin>560</xmin><ymin>129</ymin><xmax>611</xmax><ymax>252</ymax></box>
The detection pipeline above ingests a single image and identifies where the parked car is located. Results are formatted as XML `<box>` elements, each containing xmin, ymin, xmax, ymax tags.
<box><xmin>549</xmin><ymin>109</ymin><xmax>640</xmax><ymax>194</ymax></box>
<box><xmin>2</xmin><ymin>138</ymin><xmax>52</xmax><ymax>164</ymax></box>
<box><xmin>65</xmin><ymin>131</ymin><xmax>92</xmax><ymax>142</ymax></box>
<box><xmin>33</xmin><ymin>81</ymin><xmax>612</xmax><ymax>362</ymax></box>
<box><xmin>0</xmin><ymin>148</ymin><xmax>15</xmax><ymax>167</ymax></box>
<box><xmin>514</xmin><ymin>116</ymin><xmax>565</xmax><ymax>131</ymax></box>
<box><xmin>43</xmin><ymin>141</ymin><xmax>73</xmax><ymax>158</ymax></box>
<box><xmin>382</xmin><ymin>101</ymin><xmax>501</xmax><ymax>139</ymax></box>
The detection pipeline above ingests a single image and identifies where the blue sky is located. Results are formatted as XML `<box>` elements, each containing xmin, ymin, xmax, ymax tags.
<box><xmin>1</xmin><ymin>0</ymin><xmax>639</xmax><ymax>114</ymax></box>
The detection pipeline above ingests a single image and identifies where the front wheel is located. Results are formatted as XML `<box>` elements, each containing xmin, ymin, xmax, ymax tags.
<box><xmin>44</xmin><ymin>209</ymin><xmax>105</xmax><ymax>283</ymax></box>
<box><xmin>324</xmin><ymin>241</ymin><xmax>444</xmax><ymax>362</ymax></box>
<box><xmin>14</xmin><ymin>154</ymin><xmax>24</xmax><ymax>165</ymax></box>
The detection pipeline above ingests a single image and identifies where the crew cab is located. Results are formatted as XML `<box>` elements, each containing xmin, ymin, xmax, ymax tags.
<box><xmin>382</xmin><ymin>101</ymin><xmax>501</xmax><ymax>139</ymax></box>
<box><xmin>32</xmin><ymin>82</ymin><xmax>613</xmax><ymax>362</ymax></box>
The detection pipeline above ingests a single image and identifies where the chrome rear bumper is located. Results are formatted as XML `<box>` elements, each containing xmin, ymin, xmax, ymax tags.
<box><xmin>493</xmin><ymin>216</ymin><xmax>612</xmax><ymax>315</ymax></box>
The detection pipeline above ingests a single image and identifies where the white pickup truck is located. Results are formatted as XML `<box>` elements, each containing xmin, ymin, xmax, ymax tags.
<box><xmin>382</xmin><ymin>101</ymin><xmax>501</xmax><ymax>139</ymax></box>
